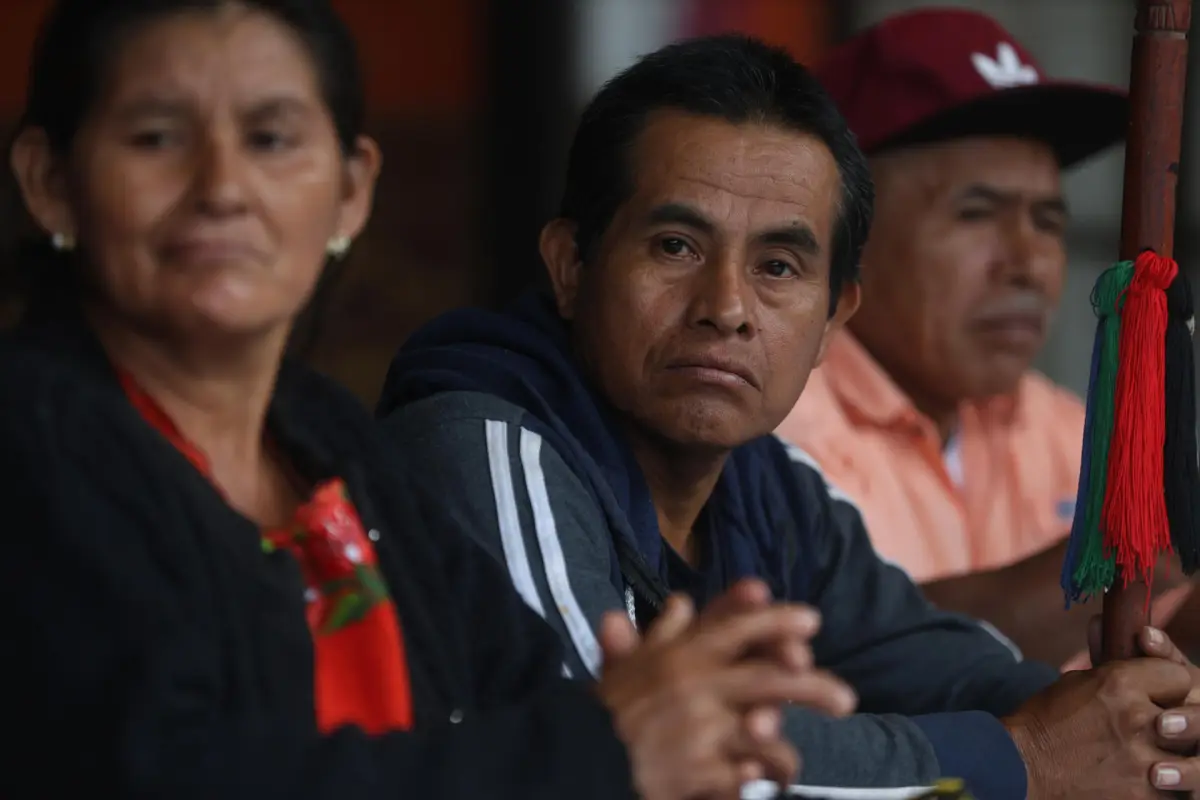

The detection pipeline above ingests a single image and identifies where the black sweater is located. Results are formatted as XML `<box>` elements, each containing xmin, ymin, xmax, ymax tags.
<box><xmin>0</xmin><ymin>312</ymin><xmax>635</xmax><ymax>799</ymax></box>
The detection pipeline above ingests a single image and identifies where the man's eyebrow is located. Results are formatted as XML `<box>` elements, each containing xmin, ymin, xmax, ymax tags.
<box><xmin>646</xmin><ymin>203</ymin><xmax>821</xmax><ymax>253</ymax></box>
<box><xmin>755</xmin><ymin>224</ymin><xmax>819</xmax><ymax>255</ymax></box>
<box><xmin>242</xmin><ymin>95</ymin><xmax>313</xmax><ymax>120</ymax></box>
<box><xmin>646</xmin><ymin>202</ymin><xmax>716</xmax><ymax>235</ymax></box>
<box><xmin>960</xmin><ymin>183</ymin><xmax>1069</xmax><ymax>216</ymax></box>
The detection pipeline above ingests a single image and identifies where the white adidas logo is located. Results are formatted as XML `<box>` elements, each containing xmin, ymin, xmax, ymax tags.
<box><xmin>971</xmin><ymin>42</ymin><xmax>1039</xmax><ymax>88</ymax></box>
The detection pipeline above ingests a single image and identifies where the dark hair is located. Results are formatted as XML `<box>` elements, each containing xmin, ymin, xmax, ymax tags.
<box><xmin>559</xmin><ymin>34</ymin><xmax>874</xmax><ymax>313</ymax></box>
<box><xmin>3</xmin><ymin>0</ymin><xmax>364</xmax><ymax>343</ymax></box>
<box><xmin>24</xmin><ymin>0</ymin><xmax>364</xmax><ymax>153</ymax></box>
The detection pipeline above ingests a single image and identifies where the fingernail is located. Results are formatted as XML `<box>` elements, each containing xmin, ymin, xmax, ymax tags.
<box><xmin>794</xmin><ymin>608</ymin><xmax>820</xmax><ymax>630</ymax></box>
<box><xmin>1147</xmin><ymin>626</ymin><xmax>1165</xmax><ymax>646</ymax></box>
<box><xmin>1161</xmin><ymin>713</ymin><xmax>1188</xmax><ymax>735</ymax></box>
<box><xmin>1155</xmin><ymin>766</ymin><xmax>1182</xmax><ymax>788</ymax></box>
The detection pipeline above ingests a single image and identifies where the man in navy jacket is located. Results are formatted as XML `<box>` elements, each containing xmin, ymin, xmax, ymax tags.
<box><xmin>379</xmin><ymin>34</ymin><xmax>1200</xmax><ymax>799</ymax></box>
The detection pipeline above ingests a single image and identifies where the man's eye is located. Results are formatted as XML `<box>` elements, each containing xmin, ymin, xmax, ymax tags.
<box><xmin>958</xmin><ymin>207</ymin><xmax>993</xmax><ymax>221</ymax></box>
<box><xmin>761</xmin><ymin>260</ymin><xmax>796</xmax><ymax>278</ymax></box>
<box><xmin>248</xmin><ymin>130</ymin><xmax>293</xmax><ymax>151</ymax></box>
<box><xmin>659</xmin><ymin>237</ymin><xmax>694</xmax><ymax>257</ymax></box>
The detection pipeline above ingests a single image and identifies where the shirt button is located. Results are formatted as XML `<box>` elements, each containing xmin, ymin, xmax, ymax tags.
<box><xmin>367</xmin><ymin>528</ymin><xmax>380</xmax><ymax>542</ymax></box>
<box><xmin>448</xmin><ymin>709</ymin><xmax>464</xmax><ymax>724</ymax></box>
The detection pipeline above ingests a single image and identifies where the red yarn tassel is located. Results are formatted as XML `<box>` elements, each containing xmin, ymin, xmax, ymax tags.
<box><xmin>1102</xmin><ymin>250</ymin><xmax>1177</xmax><ymax>590</ymax></box>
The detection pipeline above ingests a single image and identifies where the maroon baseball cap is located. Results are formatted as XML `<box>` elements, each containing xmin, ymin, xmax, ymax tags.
<box><xmin>817</xmin><ymin>7</ymin><xmax>1128</xmax><ymax>167</ymax></box>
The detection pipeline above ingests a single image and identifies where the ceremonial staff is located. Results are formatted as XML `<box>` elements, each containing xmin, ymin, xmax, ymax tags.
<box><xmin>1062</xmin><ymin>0</ymin><xmax>1200</xmax><ymax>660</ymax></box>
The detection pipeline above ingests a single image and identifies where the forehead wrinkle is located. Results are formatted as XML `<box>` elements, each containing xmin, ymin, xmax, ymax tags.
<box><xmin>668</xmin><ymin>172</ymin><xmax>823</xmax><ymax>212</ymax></box>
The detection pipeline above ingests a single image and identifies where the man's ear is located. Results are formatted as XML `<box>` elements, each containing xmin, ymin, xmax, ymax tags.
<box><xmin>815</xmin><ymin>278</ymin><xmax>861</xmax><ymax>366</ymax></box>
<box><xmin>539</xmin><ymin>218</ymin><xmax>584</xmax><ymax>320</ymax></box>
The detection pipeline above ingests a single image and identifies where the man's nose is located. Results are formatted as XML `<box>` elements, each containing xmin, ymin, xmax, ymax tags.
<box><xmin>996</xmin><ymin>211</ymin><xmax>1052</xmax><ymax>288</ymax></box>
<box><xmin>688</xmin><ymin>255</ymin><xmax>755</xmax><ymax>337</ymax></box>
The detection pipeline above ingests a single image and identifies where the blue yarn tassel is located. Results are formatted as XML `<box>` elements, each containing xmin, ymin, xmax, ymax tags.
<box><xmin>1062</xmin><ymin>323</ymin><xmax>1104</xmax><ymax>606</ymax></box>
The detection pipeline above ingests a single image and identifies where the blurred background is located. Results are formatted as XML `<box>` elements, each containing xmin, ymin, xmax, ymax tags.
<box><xmin>0</xmin><ymin>0</ymin><xmax>1193</xmax><ymax>404</ymax></box>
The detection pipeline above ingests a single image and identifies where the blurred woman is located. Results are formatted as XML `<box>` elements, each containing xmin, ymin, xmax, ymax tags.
<box><xmin>0</xmin><ymin>1</ymin><xmax>855</xmax><ymax>798</ymax></box>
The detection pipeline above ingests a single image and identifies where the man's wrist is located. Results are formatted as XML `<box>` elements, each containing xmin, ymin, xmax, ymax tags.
<box><xmin>1001</xmin><ymin>713</ymin><xmax>1048</xmax><ymax>800</ymax></box>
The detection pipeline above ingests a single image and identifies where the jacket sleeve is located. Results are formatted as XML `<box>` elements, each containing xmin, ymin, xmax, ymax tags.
<box><xmin>777</xmin><ymin>439</ymin><xmax>1056</xmax><ymax>800</ymax></box>
<box><xmin>0</xmin><ymin>410</ymin><xmax>635</xmax><ymax>800</ymax></box>
<box><xmin>379</xmin><ymin>390</ymin><xmax>631</xmax><ymax>679</ymax></box>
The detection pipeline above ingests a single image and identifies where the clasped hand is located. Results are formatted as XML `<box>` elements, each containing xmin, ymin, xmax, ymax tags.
<box><xmin>1006</xmin><ymin>624</ymin><xmax>1200</xmax><ymax>799</ymax></box>
<box><xmin>595</xmin><ymin>579</ymin><xmax>857</xmax><ymax>800</ymax></box>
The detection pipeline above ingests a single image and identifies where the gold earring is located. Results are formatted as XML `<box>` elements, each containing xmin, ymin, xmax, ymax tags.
<box><xmin>326</xmin><ymin>235</ymin><xmax>352</xmax><ymax>259</ymax></box>
<box><xmin>50</xmin><ymin>232</ymin><xmax>75</xmax><ymax>252</ymax></box>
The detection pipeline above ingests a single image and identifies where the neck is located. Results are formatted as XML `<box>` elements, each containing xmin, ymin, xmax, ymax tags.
<box><xmin>899</xmin><ymin>384</ymin><xmax>959</xmax><ymax>446</ymax></box>
<box><xmin>848</xmin><ymin>324</ymin><xmax>959</xmax><ymax>446</ymax></box>
<box><xmin>625</xmin><ymin>425</ymin><xmax>728</xmax><ymax>565</ymax></box>
<box><xmin>89</xmin><ymin>306</ymin><xmax>288</xmax><ymax>469</ymax></box>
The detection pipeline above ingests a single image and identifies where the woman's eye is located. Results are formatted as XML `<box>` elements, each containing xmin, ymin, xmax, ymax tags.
<box><xmin>129</xmin><ymin>130</ymin><xmax>175</xmax><ymax>149</ymax></box>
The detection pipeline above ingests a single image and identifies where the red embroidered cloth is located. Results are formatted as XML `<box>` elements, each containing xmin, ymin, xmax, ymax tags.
<box><xmin>120</xmin><ymin>371</ymin><xmax>413</xmax><ymax>733</ymax></box>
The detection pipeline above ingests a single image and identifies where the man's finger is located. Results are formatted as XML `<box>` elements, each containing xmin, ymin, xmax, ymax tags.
<box><xmin>1151</xmin><ymin>755</ymin><xmax>1200</xmax><ymax>792</ymax></box>
<box><xmin>701</xmin><ymin>578</ymin><xmax>774</xmax><ymax>622</ymax></box>
<box><xmin>1101</xmin><ymin>658</ymin><xmax>1193</xmax><ymax>706</ymax></box>
<box><xmin>713</xmin><ymin>663</ymin><xmax>857</xmax><ymax>717</ymax></box>
<box><xmin>744</xmin><ymin>706</ymin><xmax>782</xmax><ymax>742</ymax></box>
<box><xmin>1155</xmin><ymin>706</ymin><xmax>1200</xmax><ymax>754</ymax></box>
<box><xmin>1140</xmin><ymin>625</ymin><xmax>1194</xmax><ymax>668</ymax></box>
<box><xmin>598</xmin><ymin>610</ymin><xmax>641</xmax><ymax>665</ymax></box>
<box><xmin>726</xmin><ymin>735</ymin><xmax>801</xmax><ymax>788</ymax></box>
<box><xmin>737</xmin><ymin>759</ymin><xmax>765</xmax><ymax>785</ymax></box>
<box><xmin>691</xmin><ymin>604</ymin><xmax>822</xmax><ymax>663</ymax></box>
<box><xmin>677</xmin><ymin>762</ymin><xmax>744</xmax><ymax>800</ymax></box>
<box><xmin>644</xmin><ymin>593</ymin><xmax>696</xmax><ymax>646</ymax></box>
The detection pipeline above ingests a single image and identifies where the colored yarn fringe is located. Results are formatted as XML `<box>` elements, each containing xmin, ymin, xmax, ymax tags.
<box><xmin>1164</xmin><ymin>271</ymin><xmax>1200</xmax><ymax>574</ymax></box>
<box><xmin>1062</xmin><ymin>261</ymin><xmax>1131</xmax><ymax>603</ymax></box>
<box><xmin>1102</xmin><ymin>251</ymin><xmax>1176</xmax><ymax>590</ymax></box>
<box><xmin>1061</xmin><ymin>323</ymin><xmax>1105</xmax><ymax>604</ymax></box>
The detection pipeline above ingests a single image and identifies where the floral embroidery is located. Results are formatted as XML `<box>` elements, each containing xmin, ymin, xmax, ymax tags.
<box><xmin>262</xmin><ymin>479</ymin><xmax>390</xmax><ymax>636</ymax></box>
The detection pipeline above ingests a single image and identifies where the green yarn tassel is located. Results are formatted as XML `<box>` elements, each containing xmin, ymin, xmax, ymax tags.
<box><xmin>1071</xmin><ymin>261</ymin><xmax>1134</xmax><ymax>597</ymax></box>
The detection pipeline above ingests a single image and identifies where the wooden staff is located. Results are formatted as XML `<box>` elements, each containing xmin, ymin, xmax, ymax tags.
<box><xmin>1103</xmin><ymin>0</ymin><xmax>1194</xmax><ymax>662</ymax></box>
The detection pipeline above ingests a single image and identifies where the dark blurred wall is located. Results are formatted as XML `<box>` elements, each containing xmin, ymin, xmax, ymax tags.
<box><xmin>304</xmin><ymin>0</ymin><xmax>495</xmax><ymax>402</ymax></box>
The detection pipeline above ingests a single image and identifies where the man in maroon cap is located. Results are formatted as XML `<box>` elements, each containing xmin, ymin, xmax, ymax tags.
<box><xmin>777</xmin><ymin>7</ymin><xmax>1198</xmax><ymax>666</ymax></box>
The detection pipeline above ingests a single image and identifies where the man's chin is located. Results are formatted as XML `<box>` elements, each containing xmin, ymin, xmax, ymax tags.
<box><xmin>639</xmin><ymin>401</ymin><xmax>766</xmax><ymax>453</ymax></box>
<box><xmin>967</xmin><ymin>359</ymin><xmax>1030</xmax><ymax>400</ymax></box>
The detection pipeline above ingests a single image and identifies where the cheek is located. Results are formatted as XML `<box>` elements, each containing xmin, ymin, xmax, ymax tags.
<box><xmin>1040</xmin><ymin>251</ymin><xmax>1067</xmax><ymax>305</ymax></box>
<box><xmin>581</xmin><ymin>264</ymin><xmax>672</xmax><ymax>385</ymax></box>
<box><xmin>275</xmin><ymin>196</ymin><xmax>336</xmax><ymax>282</ymax></box>
<box><xmin>76</xmin><ymin>159</ymin><xmax>175</xmax><ymax>250</ymax></box>
<box><xmin>761</xmin><ymin>303</ymin><xmax>827</xmax><ymax>391</ymax></box>
<box><xmin>71</xmin><ymin>162</ymin><xmax>178</xmax><ymax>301</ymax></box>
<box><xmin>262</xmin><ymin>171</ymin><xmax>344</xmax><ymax>280</ymax></box>
<box><xmin>915</xmin><ymin>240</ymin><xmax>984</xmax><ymax>326</ymax></box>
